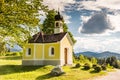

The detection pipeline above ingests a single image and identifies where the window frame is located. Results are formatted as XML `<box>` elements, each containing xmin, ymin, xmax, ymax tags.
<box><xmin>56</xmin><ymin>22</ymin><xmax>59</xmax><ymax>27</ymax></box>
<box><xmin>49</xmin><ymin>47</ymin><xmax>55</xmax><ymax>56</ymax></box>
<box><xmin>26</xmin><ymin>48</ymin><xmax>31</xmax><ymax>56</ymax></box>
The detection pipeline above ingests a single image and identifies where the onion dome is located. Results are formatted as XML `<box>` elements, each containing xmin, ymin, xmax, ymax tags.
<box><xmin>55</xmin><ymin>12</ymin><xmax>63</xmax><ymax>21</ymax></box>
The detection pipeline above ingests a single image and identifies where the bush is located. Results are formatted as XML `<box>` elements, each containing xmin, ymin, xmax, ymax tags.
<box><xmin>107</xmin><ymin>64</ymin><xmax>114</xmax><ymax>69</ymax></box>
<box><xmin>5</xmin><ymin>52</ymin><xmax>21</xmax><ymax>56</ymax></box>
<box><xmin>83</xmin><ymin>63</ymin><xmax>91</xmax><ymax>70</ymax></box>
<box><xmin>19</xmin><ymin>52</ymin><xmax>23</xmax><ymax>56</ymax></box>
<box><xmin>101</xmin><ymin>65</ymin><xmax>107</xmax><ymax>70</ymax></box>
<box><xmin>94</xmin><ymin>66</ymin><xmax>102</xmax><ymax>72</ymax></box>
<box><xmin>13</xmin><ymin>52</ymin><xmax>20</xmax><ymax>56</ymax></box>
<box><xmin>92</xmin><ymin>64</ymin><xmax>97</xmax><ymax>68</ymax></box>
<box><xmin>75</xmin><ymin>63</ymin><xmax>81</xmax><ymax>68</ymax></box>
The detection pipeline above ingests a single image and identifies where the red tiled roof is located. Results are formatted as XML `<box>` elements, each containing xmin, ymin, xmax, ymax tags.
<box><xmin>29</xmin><ymin>32</ymin><xmax>67</xmax><ymax>43</ymax></box>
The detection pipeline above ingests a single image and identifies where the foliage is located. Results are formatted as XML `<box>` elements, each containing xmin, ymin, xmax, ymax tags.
<box><xmin>106</xmin><ymin>56</ymin><xmax>120</xmax><ymax>68</ymax></box>
<box><xmin>5</xmin><ymin>52</ymin><xmax>22</xmax><ymax>56</ymax></box>
<box><xmin>73</xmin><ymin>54</ymin><xmax>120</xmax><ymax>69</ymax></box>
<box><xmin>92</xmin><ymin>64</ymin><xmax>97</xmax><ymax>68</ymax></box>
<box><xmin>74</xmin><ymin>54</ymin><xmax>95</xmax><ymax>64</ymax></box>
<box><xmin>83</xmin><ymin>63</ymin><xmax>91</xmax><ymax>70</ymax></box>
<box><xmin>97</xmin><ymin>56</ymin><xmax>120</xmax><ymax>69</ymax></box>
<box><xmin>0</xmin><ymin>0</ymin><xmax>48</xmax><ymax>54</ymax></box>
<box><xmin>75</xmin><ymin>63</ymin><xmax>81</xmax><ymax>68</ymax></box>
<box><xmin>101</xmin><ymin>65</ymin><xmax>107</xmax><ymax>70</ymax></box>
<box><xmin>91</xmin><ymin>57</ymin><xmax>97</xmax><ymax>64</ymax></box>
<box><xmin>73</xmin><ymin>53</ymin><xmax>76</xmax><ymax>63</ymax></box>
<box><xmin>42</xmin><ymin>10</ymin><xmax>56</xmax><ymax>34</ymax></box>
<box><xmin>79</xmin><ymin>54</ymin><xmax>85</xmax><ymax>63</ymax></box>
<box><xmin>42</xmin><ymin>9</ymin><xmax>76</xmax><ymax>43</ymax></box>
<box><xmin>107</xmin><ymin>63</ymin><xmax>114</xmax><ymax>69</ymax></box>
<box><xmin>93</xmin><ymin>65</ymin><xmax>102</xmax><ymax>73</ymax></box>
<box><xmin>0</xmin><ymin>42</ymin><xmax>6</xmax><ymax>56</ymax></box>
<box><xmin>98</xmin><ymin>58</ymin><xmax>106</xmax><ymax>65</ymax></box>
<box><xmin>0</xmin><ymin>56</ymin><xmax>22</xmax><ymax>60</ymax></box>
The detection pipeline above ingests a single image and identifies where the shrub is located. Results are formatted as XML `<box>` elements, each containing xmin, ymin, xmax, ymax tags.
<box><xmin>12</xmin><ymin>52</ymin><xmax>20</xmax><ymax>56</ymax></box>
<box><xmin>101</xmin><ymin>65</ymin><xmax>107</xmax><ymax>70</ymax></box>
<box><xmin>107</xmin><ymin>63</ymin><xmax>114</xmax><ymax>69</ymax></box>
<box><xmin>5</xmin><ymin>52</ymin><xmax>21</xmax><ymax>56</ymax></box>
<box><xmin>83</xmin><ymin>63</ymin><xmax>91</xmax><ymax>70</ymax></box>
<box><xmin>75</xmin><ymin>63</ymin><xmax>81</xmax><ymax>68</ymax></box>
<box><xmin>94</xmin><ymin>66</ymin><xmax>102</xmax><ymax>72</ymax></box>
<box><xmin>19</xmin><ymin>52</ymin><xmax>23</xmax><ymax>56</ymax></box>
<box><xmin>92</xmin><ymin>64</ymin><xmax>97</xmax><ymax>68</ymax></box>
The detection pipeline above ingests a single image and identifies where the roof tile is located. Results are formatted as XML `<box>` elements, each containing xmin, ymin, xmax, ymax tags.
<box><xmin>29</xmin><ymin>32</ymin><xmax>67</xmax><ymax>43</ymax></box>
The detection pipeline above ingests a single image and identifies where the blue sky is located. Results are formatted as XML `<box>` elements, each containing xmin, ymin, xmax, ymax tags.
<box><xmin>43</xmin><ymin>0</ymin><xmax>120</xmax><ymax>53</ymax></box>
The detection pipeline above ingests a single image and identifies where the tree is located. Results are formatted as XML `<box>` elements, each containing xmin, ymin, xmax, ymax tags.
<box><xmin>42</xmin><ymin>10</ymin><xmax>76</xmax><ymax>43</ymax></box>
<box><xmin>42</xmin><ymin>10</ymin><xmax>56</xmax><ymax>34</ymax></box>
<box><xmin>98</xmin><ymin>58</ymin><xmax>106</xmax><ymax>65</ymax></box>
<box><xmin>106</xmin><ymin>56</ymin><xmax>119</xmax><ymax>68</ymax></box>
<box><xmin>0</xmin><ymin>0</ymin><xmax>47</xmax><ymax>54</ymax></box>
<box><xmin>0</xmin><ymin>42</ymin><xmax>6</xmax><ymax>56</ymax></box>
<box><xmin>91</xmin><ymin>57</ymin><xmax>97</xmax><ymax>64</ymax></box>
<box><xmin>79</xmin><ymin>54</ymin><xmax>85</xmax><ymax>63</ymax></box>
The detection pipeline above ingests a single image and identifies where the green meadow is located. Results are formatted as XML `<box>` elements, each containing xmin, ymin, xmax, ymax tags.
<box><xmin>0</xmin><ymin>56</ymin><xmax>108</xmax><ymax>80</ymax></box>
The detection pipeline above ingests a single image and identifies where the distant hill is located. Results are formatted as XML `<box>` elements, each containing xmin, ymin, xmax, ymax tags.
<box><xmin>6</xmin><ymin>44</ymin><xmax>22</xmax><ymax>52</ymax></box>
<box><xmin>75</xmin><ymin>51</ymin><xmax>120</xmax><ymax>59</ymax></box>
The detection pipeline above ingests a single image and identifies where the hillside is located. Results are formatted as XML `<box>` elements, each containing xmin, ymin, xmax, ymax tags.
<box><xmin>75</xmin><ymin>51</ymin><xmax>120</xmax><ymax>59</ymax></box>
<box><xmin>0</xmin><ymin>56</ymin><xmax>106</xmax><ymax>80</ymax></box>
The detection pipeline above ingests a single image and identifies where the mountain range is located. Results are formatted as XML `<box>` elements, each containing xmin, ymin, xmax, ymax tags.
<box><xmin>75</xmin><ymin>51</ymin><xmax>120</xmax><ymax>60</ymax></box>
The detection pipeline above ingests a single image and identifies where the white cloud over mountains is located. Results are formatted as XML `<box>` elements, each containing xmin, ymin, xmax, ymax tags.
<box><xmin>74</xmin><ymin>37</ymin><xmax>120</xmax><ymax>53</ymax></box>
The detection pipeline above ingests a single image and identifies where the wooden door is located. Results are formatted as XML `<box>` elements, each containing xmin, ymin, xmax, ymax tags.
<box><xmin>64</xmin><ymin>48</ymin><xmax>67</xmax><ymax>64</ymax></box>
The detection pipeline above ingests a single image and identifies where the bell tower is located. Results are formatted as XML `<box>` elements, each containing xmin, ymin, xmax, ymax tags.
<box><xmin>54</xmin><ymin>11</ymin><xmax>63</xmax><ymax>34</ymax></box>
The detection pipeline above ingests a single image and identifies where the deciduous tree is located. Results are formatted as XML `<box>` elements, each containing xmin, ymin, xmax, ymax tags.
<box><xmin>0</xmin><ymin>0</ymin><xmax>47</xmax><ymax>55</ymax></box>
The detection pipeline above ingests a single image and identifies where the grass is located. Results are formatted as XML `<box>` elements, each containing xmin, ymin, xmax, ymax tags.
<box><xmin>0</xmin><ymin>56</ymin><xmax>109</xmax><ymax>80</ymax></box>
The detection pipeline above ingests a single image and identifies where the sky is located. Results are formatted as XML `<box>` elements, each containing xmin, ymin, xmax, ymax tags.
<box><xmin>43</xmin><ymin>0</ymin><xmax>120</xmax><ymax>53</ymax></box>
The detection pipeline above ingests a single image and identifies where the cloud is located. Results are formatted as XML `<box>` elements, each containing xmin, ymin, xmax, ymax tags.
<box><xmin>108</xmin><ymin>14</ymin><xmax>120</xmax><ymax>32</ymax></box>
<box><xmin>43</xmin><ymin>0</ymin><xmax>75</xmax><ymax>11</ymax></box>
<box><xmin>43</xmin><ymin>0</ymin><xmax>75</xmax><ymax>24</ymax></box>
<box><xmin>79</xmin><ymin>12</ymin><xmax>114</xmax><ymax>34</ymax></box>
<box><xmin>74</xmin><ymin>37</ymin><xmax>120</xmax><ymax>53</ymax></box>
<box><xmin>62</xmin><ymin>0</ymin><xmax>120</xmax><ymax>35</ymax></box>
<box><xmin>38</xmin><ymin>11</ymin><xmax>46</xmax><ymax>23</ymax></box>
<box><xmin>76</xmin><ymin>0</ymin><xmax>120</xmax><ymax>11</ymax></box>
<box><xmin>81</xmin><ymin>15</ymin><xmax>91</xmax><ymax>23</ymax></box>
<box><xmin>62</xmin><ymin>14</ymin><xmax>72</xmax><ymax>24</ymax></box>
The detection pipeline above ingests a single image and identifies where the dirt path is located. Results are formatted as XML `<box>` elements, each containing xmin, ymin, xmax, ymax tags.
<box><xmin>93</xmin><ymin>69</ymin><xmax>120</xmax><ymax>80</ymax></box>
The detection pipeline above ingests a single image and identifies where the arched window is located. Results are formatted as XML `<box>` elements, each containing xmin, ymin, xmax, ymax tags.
<box><xmin>49</xmin><ymin>47</ymin><xmax>54</xmax><ymax>56</ymax></box>
<box><xmin>26</xmin><ymin>48</ymin><xmax>31</xmax><ymax>56</ymax></box>
<box><xmin>56</xmin><ymin>22</ymin><xmax>59</xmax><ymax>27</ymax></box>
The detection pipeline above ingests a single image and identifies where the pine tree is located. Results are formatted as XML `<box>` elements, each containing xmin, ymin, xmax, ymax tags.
<box><xmin>42</xmin><ymin>10</ymin><xmax>76</xmax><ymax>43</ymax></box>
<box><xmin>42</xmin><ymin>10</ymin><xmax>56</xmax><ymax>34</ymax></box>
<box><xmin>91</xmin><ymin>57</ymin><xmax>97</xmax><ymax>64</ymax></box>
